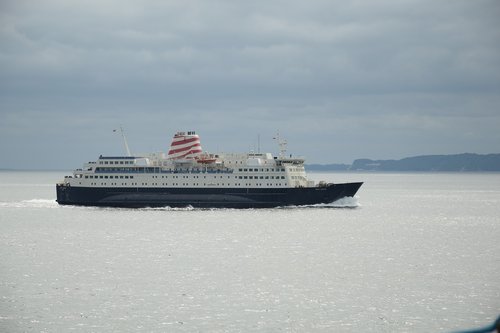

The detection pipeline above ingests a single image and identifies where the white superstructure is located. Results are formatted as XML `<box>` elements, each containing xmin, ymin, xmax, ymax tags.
<box><xmin>63</xmin><ymin>131</ymin><xmax>315</xmax><ymax>189</ymax></box>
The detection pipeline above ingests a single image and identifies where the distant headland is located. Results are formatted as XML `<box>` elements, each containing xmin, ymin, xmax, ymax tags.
<box><xmin>307</xmin><ymin>153</ymin><xmax>500</xmax><ymax>172</ymax></box>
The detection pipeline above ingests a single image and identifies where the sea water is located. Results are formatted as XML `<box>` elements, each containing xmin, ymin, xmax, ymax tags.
<box><xmin>0</xmin><ymin>171</ymin><xmax>499</xmax><ymax>332</ymax></box>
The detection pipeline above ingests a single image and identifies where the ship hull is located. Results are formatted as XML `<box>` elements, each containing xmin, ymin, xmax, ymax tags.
<box><xmin>56</xmin><ymin>182</ymin><xmax>363</xmax><ymax>208</ymax></box>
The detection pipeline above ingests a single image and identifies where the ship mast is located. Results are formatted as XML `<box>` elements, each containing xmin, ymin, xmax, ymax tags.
<box><xmin>119</xmin><ymin>126</ymin><xmax>132</xmax><ymax>157</ymax></box>
<box><xmin>273</xmin><ymin>131</ymin><xmax>287</xmax><ymax>158</ymax></box>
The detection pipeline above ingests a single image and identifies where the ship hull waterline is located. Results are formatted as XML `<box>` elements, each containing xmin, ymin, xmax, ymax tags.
<box><xmin>56</xmin><ymin>182</ymin><xmax>363</xmax><ymax>208</ymax></box>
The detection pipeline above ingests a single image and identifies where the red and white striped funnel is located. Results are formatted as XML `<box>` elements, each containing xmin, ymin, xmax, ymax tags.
<box><xmin>168</xmin><ymin>131</ymin><xmax>203</xmax><ymax>159</ymax></box>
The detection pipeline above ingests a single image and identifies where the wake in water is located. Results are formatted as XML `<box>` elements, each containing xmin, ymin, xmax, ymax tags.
<box><xmin>279</xmin><ymin>196</ymin><xmax>361</xmax><ymax>209</ymax></box>
<box><xmin>0</xmin><ymin>199</ymin><xmax>58</xmax><ymax>209</ymax></box>
<box><xmin>330</xmin><ymin>196</ymin><xmax>360</xmax><ymax>208</ymax></box>
<box><xmin>138</xmin><ymin>205</ymin><xmax>196</xmax><ymax>212</ymax></box>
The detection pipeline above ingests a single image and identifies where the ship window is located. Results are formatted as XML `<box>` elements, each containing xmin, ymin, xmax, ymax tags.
<box><xmin>105</xmin><ymin>176</ymin><xmax>108</xmax><ymax>179</ymax></box>
<box><xmin>244</xmin><ymin>176</ymin><xmax>247</xmax><ymax>179</ymax></box>
<box><xmin>130</xmin><ymin>176</ymin><xmax>134</xmax><ymax>179</ymax></box>
<box><xmin>84</xmin><ymin>176</ymin><xmax>88</xmax><ymax>179</ymax></box>
<box><xmin>244</xmin><ymin>169</ymin><xmax>247</xmax><ymax>171</ymax></box>
<box><xmin>249</xmin><ymin>176</ymin><xmax>253</xmax><ymax>179</ymax></box>
<box><xmin>120</xmin><ymin>161</ymin><xmax>124</xmax><ymax>164</ymax></box>
<box><xmin>281</xmin><ymin>176</ymin><xmax>285</xmax><ymax>179</ymax></box>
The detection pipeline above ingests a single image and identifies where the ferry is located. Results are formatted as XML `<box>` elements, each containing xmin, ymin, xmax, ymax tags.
<box><xmin>56</xmin><ymin>131</ymin><xmax>363</xmax><ymax>208</ymax></box>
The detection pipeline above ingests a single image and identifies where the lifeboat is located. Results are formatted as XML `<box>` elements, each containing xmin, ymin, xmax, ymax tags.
<box><xmin>195</xmin><ymin>154</ymin><xmax>218</xmax><ymax>164</ymax></box>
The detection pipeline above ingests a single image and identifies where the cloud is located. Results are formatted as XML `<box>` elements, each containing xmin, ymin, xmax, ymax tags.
<box><xmin>1</xmin><ymin>0</ymin><xmax>500</xmax><ymax>168</ymax></box>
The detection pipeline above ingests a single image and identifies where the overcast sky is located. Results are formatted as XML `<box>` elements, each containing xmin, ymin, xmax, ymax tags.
<box><xmin>1</xmin><ymin>0</ymin><xmax>499</xmax><ymax>169</ymax></box>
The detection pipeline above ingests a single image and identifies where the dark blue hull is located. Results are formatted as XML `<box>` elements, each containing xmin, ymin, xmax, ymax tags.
<box><xmin>56</xmin><ymin>183</ymin><xmax>363</xmax><ymax>208</ymax></box>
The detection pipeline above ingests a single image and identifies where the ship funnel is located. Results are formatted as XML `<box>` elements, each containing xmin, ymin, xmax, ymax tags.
<box><xmin>168</xmin><ymin>131</ymin><xmax>203</xmax><ymax>159</ymax></box>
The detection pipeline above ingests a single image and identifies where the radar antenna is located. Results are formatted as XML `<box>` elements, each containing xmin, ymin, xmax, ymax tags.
<box><xmin>273</xmin><ymin>131</ymin><xmax>287</xmax><ymax>158</ymax></box>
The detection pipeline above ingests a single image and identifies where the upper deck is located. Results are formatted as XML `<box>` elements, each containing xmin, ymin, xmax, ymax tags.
<box><xmin>63</xmin><ymin>131</ymin><xmax>312</xmax><ymax>189</ymax></box>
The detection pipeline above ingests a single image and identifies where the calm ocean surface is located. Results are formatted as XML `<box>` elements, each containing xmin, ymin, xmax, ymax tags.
<box><xmin>0</xmin><ymin>171</ymin><xmax>499</xmax><ymax>332</ymax></box>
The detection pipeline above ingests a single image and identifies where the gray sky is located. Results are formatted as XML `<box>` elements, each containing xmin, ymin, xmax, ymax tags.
<box><xmin>1</xmin><ymin>0</ymin><xmax>499</xmax><ymax>169</ymax></box>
